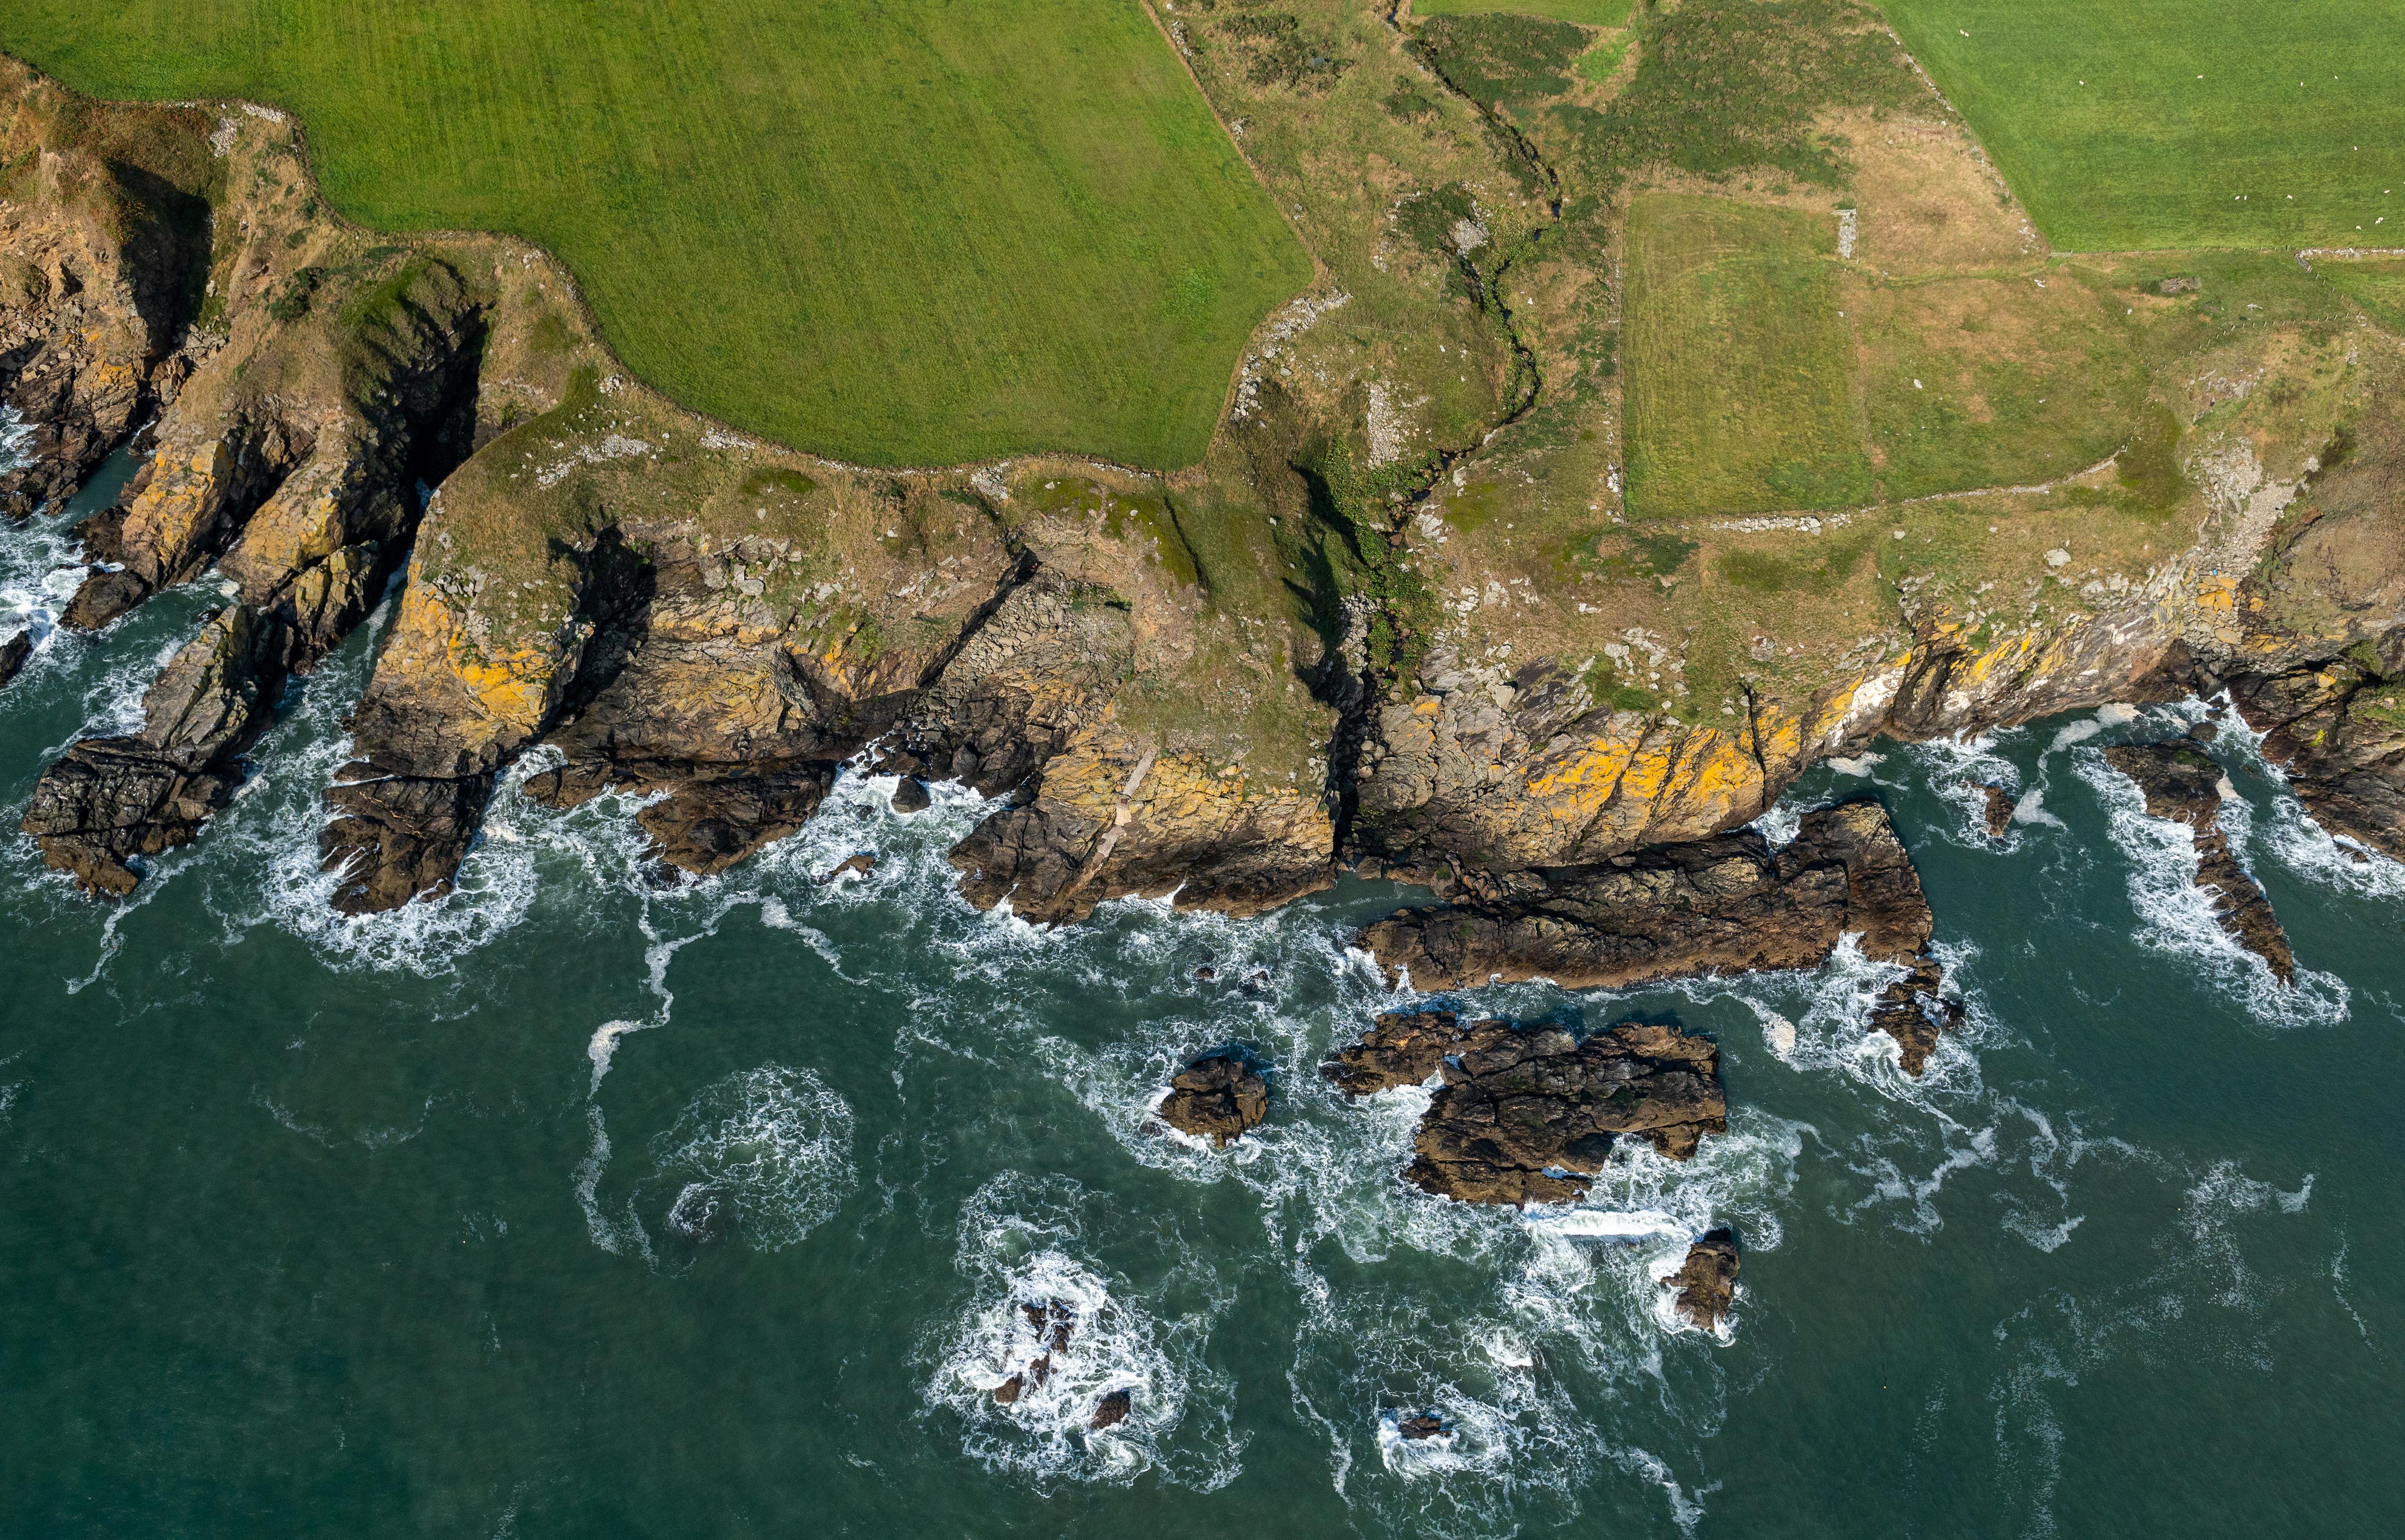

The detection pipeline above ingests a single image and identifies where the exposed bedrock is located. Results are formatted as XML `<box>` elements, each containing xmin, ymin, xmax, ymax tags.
<box><xmin>24</xmin><ymin>251</ymin><xmax>483</xmax><ymax>896</ymax></box>
<box><xmin>1355</xmin><ymin>799</ymin><xmax>1961</xmax><ymax>1073</ymax></box>
<box><xmin>23</xmin><ymin>604</ymin><xmax>275</xmax><ymax>894</ymax></box>
<box><xmin>2101</xmin><ymin>738</ymin><xmax>2296</xmax><ymax>982</ymax></box>
<box><xmin>1662</xmin><ymin>1228</ymin><xmax>1741</xmax><ymax>1332</ymax></box>
<box><xmin>1155</xmin><ymin>1050</ymin><xmax>1268</xmax><ymax>1147</ymax></box>
<box><xmin>1322</xmin><ymin>1009</ymin><xmax>1728</xmax><ymax>1205</ymax></box>
<box><xmin>0</xmin><ymin>67</ymin><xmax>215</xmax><ymax>522</ymax></box>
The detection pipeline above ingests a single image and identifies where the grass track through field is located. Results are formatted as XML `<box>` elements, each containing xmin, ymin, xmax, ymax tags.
<box><xmin>0</xmin><ymin>0</ymin><xmax>1311</xmax><ymax>468</ymax></box>
<box><xmin>1878</xmin><ymin>0</ymin><xmax>2405</xmax><ymax>251</ymax></box>
<box><xmin>1411</xmin><ymin>0</ymin><xmax>1632</xmax><ymax>24</ymax></box>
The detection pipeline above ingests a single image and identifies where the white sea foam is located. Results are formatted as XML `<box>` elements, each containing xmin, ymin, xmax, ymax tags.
<box><xmin>2071</xmin><ymin>749</ymin><xmax>2349</xmax><ymax>1029</ymax></box>
<box><xmin>646</xmin><ymin>1064</ymin><xmax>856</xmax><ymax>1251</ymax></box>
<box><xmin>926</xmin><ymin>1171</ymin><xmax>1242</xmax><ymax>1491</ymax></box>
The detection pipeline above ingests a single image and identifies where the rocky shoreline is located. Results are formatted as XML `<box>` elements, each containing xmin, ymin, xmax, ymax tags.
<box><xmin>2101</xmin><ymin>735</ymin><xmax>2297</xmax><ymax>982</ymax></box>
<box><xmin>4</xmin><ymin>58</ymin><xmax>2400</xmax><ymax>1000</ymax></box>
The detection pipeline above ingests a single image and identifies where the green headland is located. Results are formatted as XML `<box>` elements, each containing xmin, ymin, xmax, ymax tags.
<box><xmin>0</xmin><ymin>0</ymin><xmax>1312</xmax><ymax>468</ymax></box>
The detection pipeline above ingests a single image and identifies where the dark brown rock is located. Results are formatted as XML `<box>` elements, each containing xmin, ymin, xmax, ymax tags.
<box><xmin>993</xmin><ymin>1374</ymin><xmax>1024</xmax><ymax>1405</ymax></box>
<box><xmin>1155</xmin><ymin>1052</ymin><xmax>1268</xmax><ymax>1147</ymax></box>
<box><xmin>320</xmin><ymin>770</ymin><xmax>496</xmax><ymax>915</ymax></box>
<box><xmin>2231</xmin><ymin>665</ymin><xmax>2405</xmax><ymax>869</ymax></box>
<box><xmin>822</xmin><ymin>853</ymin><xmax>877</xmax><ymax>882</ymax></box>
<box><xmin>1088</xmin><ymin>1388</ymin><xmax>1133</xmax><ymax>1431</ymax></box>
<box><xmin>1397</xmin><ymin>1414</ymin><xmax>1447</xmax><ymax>1441</ymax></box>
<box><xmin>1357</xmin><ymin>800</ymin><xmax>1959</xmax><ymax>1072</ymax></box>
<box><xmin>0</xmin><ymin>630</ymin><xmax>29</xmax><ymax>690</ymax></box>
<box><xmin>1974</xmin><ymin>782</ymin><xmax>2015</xmax><ymax>840</ymax></box>
<box><xmin>634</xmin><ymin>764</ymin><xmax>836</xmax><ymax>878</ymax></box>
<box><xmin>21</xmin><ymin>604</ymin><xmax>275</xmax><ymax>895</ymax></box>
<box><xmin>1661</xmin><ymin>1228</ymin><xmax>1741</xmax><ymax>1332</ymax></box>
<box><xmin>58</xmin><ymin>566</ymin><xmax>151</xmax><ymax>631</ymax></box>
<box><xmin>890</xmin><ymin>776</ymin><xmax>932</xmax><ymax>814</ymax></box>
<box><xmin>1324</xmin><ymin>1012</ymin><xmax>1728</xmax><ymax>1205</ymax></box>
<box><xmin>2101</xmin><ymin>738</ymin><xmax>2296</xmax><ymax>983</ymax></box>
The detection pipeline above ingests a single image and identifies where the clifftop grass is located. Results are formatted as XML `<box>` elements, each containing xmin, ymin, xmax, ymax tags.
<box><xmin>0</xmin><ymin>0</ymin><xmax>1310</xmax><ymax>469</ymax></box>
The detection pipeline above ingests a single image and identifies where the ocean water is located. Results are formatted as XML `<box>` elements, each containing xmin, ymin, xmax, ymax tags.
<box><xmin>3</xmin><ymin>469</ymin><xmax>2400</xmax><ymax>1535</ymax></box>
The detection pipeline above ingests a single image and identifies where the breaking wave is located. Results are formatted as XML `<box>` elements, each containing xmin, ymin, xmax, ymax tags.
<box><xmin>924</xmin><ymin>1171</ymin><xmax>1242</xmax><ymax>1490</ymax></box>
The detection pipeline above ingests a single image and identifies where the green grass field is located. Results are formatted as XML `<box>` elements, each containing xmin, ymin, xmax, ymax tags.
<box><xmin>0</xmin><ymin>0</ymin><xmax>1310</xmax><ymax>468</ymax></box>
<box><xmin>1623</xmin><ymin>193</ymin><xmax>1870</xmax><ymax>519</ymax></box>
<box><xmin>1411</xmin><ymin>0</ymin><xmax>1631</xmax><ymax>24</ymax></box>
<box><xmin>1878</xmin><ymin>0</ymin><xmax>2405</xmax><ymax>251</ymax></box>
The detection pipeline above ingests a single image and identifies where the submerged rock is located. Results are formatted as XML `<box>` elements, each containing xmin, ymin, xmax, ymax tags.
<box><xmin>1661</xmin><ymin>1228</ymin><xmax>1741</xmax><ymax>1332</ymax></box>
<box><xmin>822</xmin><ymin>852</ymin><xmax>877</xmax><ymax>883</ymax></box>
<box><xmin>1155</xmin><ymin>1051</ymin><xmax>1268</xmax><ymax>1147</ymax></box>
<box><xmin>1088</xmin><ymin>1388</ymin><xmax>1133</xmax><ymax>1431</ymax></box>
<box><xmin>1396</xmin><ymin>1413</ymin><xmax>1447</xmax><ymax>1441</ymax></box>
<box><xmin>1323</xmin><ymin>1011</ymin><xmax>1727</xmax><ymax>1205</ymax></box>
<box><xmin>1356</xmin><ymin>800</ymin><xmax>1960</xmax><ymax>1072</ymax></box>
<box><xmin>2101</xmin><ymin>738</ymin><xmax>2295</xmax><ymax>983</ymax></box>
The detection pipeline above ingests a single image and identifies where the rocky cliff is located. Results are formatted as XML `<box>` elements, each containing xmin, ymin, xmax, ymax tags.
<box><xmin>5</xmin><ymin>36</ymin><xmax>2400</xmax><ymax>1035</ymax></box>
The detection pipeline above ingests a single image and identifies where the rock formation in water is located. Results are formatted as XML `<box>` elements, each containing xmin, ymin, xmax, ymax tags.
<box><xmin>1355</xmin><ymin>800</ymin><xmax>1962</xmax><ymax>1073</ymax></box>
<box><xmin>1974</xmin><ymin>783</ymin><xmax>2015</xmax><ymax>841</ymax></box>
<box><xmin>1322</xmin><ymin>1010</ymin><xmax>1727</xmax><ymax>1205</ymax></box>
<box><xmin>2101</xmin><ymin>738</ymin><xmax>2296</xmax><ymax>982</ymax></box>
<box><xmin>1661</xmin><ymin>1228</ymin><xmax>1741</xmax><ymax>1332</ymax></box>
<box><xmin>0</xmin><ymin>630</ymin><xmax>29</xmax><ymax>690</ymax></box>
<box><xmin>1155</xmin><ymin>1051</ymin><xmax>1268</xmax><ymax>1147</ymax></box>
<box><xmin>1088</xmin><ymin>1388</ymin><xmax>1133</xmax><ymax>1432</ymax></box>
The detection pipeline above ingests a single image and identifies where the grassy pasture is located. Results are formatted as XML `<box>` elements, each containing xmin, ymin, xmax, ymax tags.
<box><xmin>1623</xmin><ymin>193</ymin><xmax>1870</xmax><ymax>518</ymax></box>
<box><xmin>0</xmin><ymin>0</ymin><xmax>1310</xmax><ymax>468</ymax></box>
<box><xmin>1878</xmin><ymin>0</ymin><xmax>2405</xmax><ymax>251</ymax></box>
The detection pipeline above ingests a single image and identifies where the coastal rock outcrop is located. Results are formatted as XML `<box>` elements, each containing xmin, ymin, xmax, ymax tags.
<box><xmin>1322</xmin><ymin>1010</ymin><xmax>1727</xmax><ymax>1204</ymax></box>
<box><xmin>1155</xmin><ymin>1051</ymin><xmax>1268</xmax><ymax>1147</ymax></box>
<box><xmin>2101</xmin><ymin>737</ymin><xmax>2295</xmax><ymax>982</ymax></box>
<box><xmin>1356</xmin><ymin>800</ymin><xmax>1961</xmax><ymax>1072</ymax></box>
<box><xmin>1661</xmin><ymin>1228</ymin><xmax>1741</xmax><ymax>1332</ymax></box>
<box><xmin>0</xmin><ymin>64</ymin><xmax>213</xmax><ymax>522</ymax></box>
<box><xmin>22</xmin><ymin>604</ymin><xmax>275</xmax><ymax>894</ymax></box>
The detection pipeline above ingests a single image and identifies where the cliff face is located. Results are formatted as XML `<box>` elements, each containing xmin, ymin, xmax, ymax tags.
<box><xmin>5</xmin><ymin>49</ymin><xmax>2400</xmax><ymax>1006</ymax></box>
<box><xmin>0</xmin><ymin>63</ymin><xmax>217</xmax><ymax>520</ymax></box>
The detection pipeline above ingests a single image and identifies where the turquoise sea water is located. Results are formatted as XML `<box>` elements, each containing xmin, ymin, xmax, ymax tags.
<box><xmin>3</xmin><ymin>455</ymin><xmax>2400</xmax><ymax>1536</ymax></box>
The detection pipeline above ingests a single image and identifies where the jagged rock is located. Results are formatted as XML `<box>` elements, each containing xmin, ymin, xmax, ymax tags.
<box><xmin>1397</xmin><ymin>1414</ymin><xmax>1447</xmax><ymax>1441</ymax></box>
<box><xmin>21</xmin><ymin>605</ymin><xmax>275</xmax><ymax>895</ymax></box>
<box><xmin>1323</xmin><ymin>1011</ymin><xmax>1727</xmax><ymax>1205</ymax></box>
<box><xmin>1156</xmin><ymin>1052</ymin><xmax>1268</xmax><ymax>1147</ymax></box>
<box><xmin>1974</xmin><ymin>782</ymin><xmax>2015</xmax><ymax>840</ymax></box>
<box><xmin>890</xmin><ymin>776</ymin><xmax>932</xmax><ymax>814</ymax></box>
<box><xmin>633</xmin><ymin>764</ymin><xmax>837</xmax><ymax>878</ymax></box>
<box><xmin>993</xmin><ymin>1374</ymin><xmax>1024</xmax><ymax>1406</ymax></box>
<box><xmin>0</xmin><ymin>70</ymin><xmax>213</xmax><ymax>523</ymax></box>
<box><xmin>2101</xmin><ymin>738</ymin><xmax>2296</xmax><ymax>982</ymax></box>
<box><xmin>2231</xmin><ymin>667</ymin><xmax>2405</xmax><ymax>868</ymax></box>
<box><xmin>59</xmin><ymin>567</ymin><xmax>151</xmax><ymax>631</ymax></box>
<box><xmin>0</xmin><ymin>631</ymin><xmax>29</xmax><ymax>689</ymax></box>
<box><xmin>1088</xmin><ymin>1389</ymin><xmax>1133</xmax><ymax>1431</ymax></box>
<box><xmin>1357</xmin><ymin>800</ymin><xmax>1959</xmax><ymax>1072</ymax></box>
<box><xmin>822</xmin><ymin>853</ymin><xmax>876</xmax><ymax>883</ymax></box>
<box><xmin>1661</xmin><ymin>1228</ymin><xmax>1741</xmax><ymax>1332</ymax></box>
<box><xmin>320</xmin><ymin>770</ymin><xmax>496</xmax><ymax>914</ymax></box>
